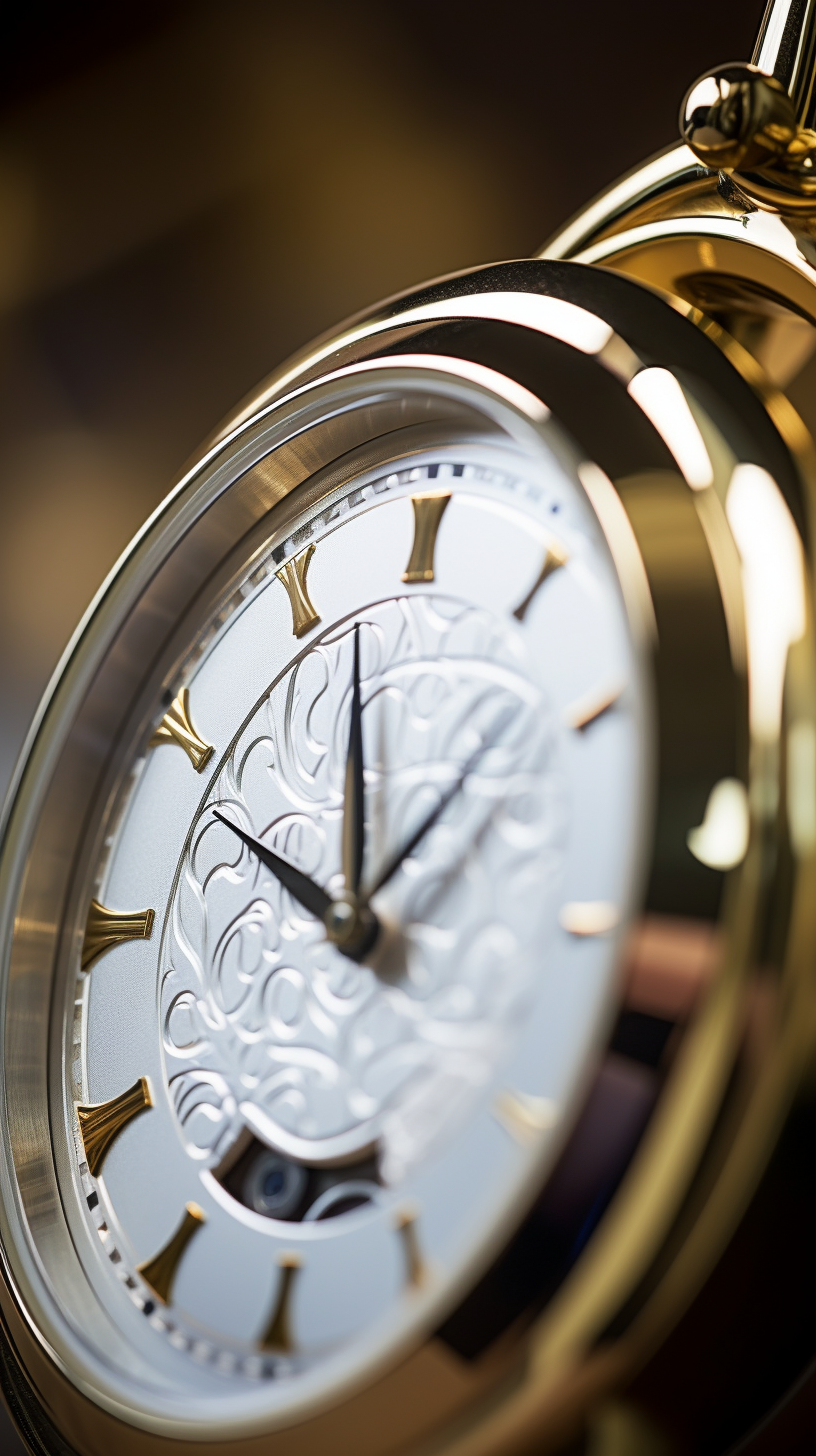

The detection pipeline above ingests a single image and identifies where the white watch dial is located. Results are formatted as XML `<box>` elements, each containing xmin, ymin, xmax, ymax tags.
<box><xmin>66</xmin><ymin>442</ymin><xmax>649</xmax><ymax>1426</ymax></box>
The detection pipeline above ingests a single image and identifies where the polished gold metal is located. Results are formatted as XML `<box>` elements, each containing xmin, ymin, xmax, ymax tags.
<box><xmin>512</xmin><ymin>539</ymin><xmax>568</xmax><ymax>621</ymax></box>
<box><xmin>260</xmin><ymin>1253</ymin><xmax>302</xmax><ymax>1352</ymax></box>
<box><xmin>76</xmin><ymin>1078</ymin><xmax>152</xmax><ymax>1178</ymax></box>
<box><xmin>494</xmin><ymin>1090</ymin><xmax>558</xmax><ymax>1143</ymax></box>
<box><xmin>402</xmin><ymin>492</ymin><xmax>451</xmax><ymax>583</ymax></box>
<box><xmin>149</xmin><ymin>687</ymin><xmax>213</xmax><ymax>772</ymax></box>
<box><xmin>682</xmin><ymin>3</ymin><xmax>816</xmax><ymax>213</ymax></box>
<box><xmin>276</xmin><ymin>543</ymin><xmax>321</xmax><ymax>637</ymax></box>
<box><xmin>682</xmin><ymin>68</ymin><xmax>803</xmax><ymax>173</ymax></box>
<box><xmin>394</xmin><ymin>1206</ymin><xmax>425</xmax><ymax>1288</ymax></box>
<box><xmin>137</xmin><ymin>1203</ymin><xmax>205</xmax><ymax>1306</ymax></box>
<box><xmin>687</xmin><ymin>777</ymin><xmax>750</xmax><ymax>870</ymax></box>
<box><xmin>81</xmin><ymin>899</ymin><xmax>155</xmax><ymax>972</ymax></box>
<box><xmin>559</xmin><ymin>901</ymin><xmax>620</xmax><ymax>937</ymax></box>
<box><xmin>524</xmin><ymin>13</ymin><xmax>816</xmax><ymax>1442</ymax></box>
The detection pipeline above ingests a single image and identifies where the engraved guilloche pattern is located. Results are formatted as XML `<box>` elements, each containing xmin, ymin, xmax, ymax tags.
<box><xmin>161</xmin><ymin>594</ymin><xmax>567</xmax><ymax>1182</ymax></box>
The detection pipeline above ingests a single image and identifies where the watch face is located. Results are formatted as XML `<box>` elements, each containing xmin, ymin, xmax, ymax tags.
<box><xmin>0</xmin><ymin>285</ymin><xmax>663</xmax><ymax>1444</ymax></box>
<box><xmin>54</xmin><ymin>427</ymin><xmax>648</xmax><ymax>1430</ymax></box>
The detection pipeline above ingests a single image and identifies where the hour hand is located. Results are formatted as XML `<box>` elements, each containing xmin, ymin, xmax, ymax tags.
<box><xmin>212</xmin><ymin>811</ymin><xmax>332</xmax><ymax>922</ymax></box>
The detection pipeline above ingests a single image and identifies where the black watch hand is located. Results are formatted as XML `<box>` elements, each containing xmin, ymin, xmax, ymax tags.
<box><xmin>365</xmin><ymin>706</ymin><xmax>516</xmax><ymax>899</ymax></box>
<box><xmin>342</xmin><ymin>623</ymin><xmax>365</xmax><ymax>896</ymax></box>
<box><xmin>212</xmin><ymin>811</ymin><xmax>332</xmax><ymax>922</ymax></box>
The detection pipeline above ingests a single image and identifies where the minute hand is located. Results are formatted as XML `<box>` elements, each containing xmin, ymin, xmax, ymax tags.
<box><xmin>342</xmin><ymin>623</ymin><xmax>365</xmax><ymax>895</ymax></box>
<box><xmin>365</xmin><ymin>709</ymin><xmax>514</xmax><ymax>900</ymax></box>
<box><xmin>212</xmin><ymin>811</ymin><xmax>332</xmax><ymax>921</ymax></box>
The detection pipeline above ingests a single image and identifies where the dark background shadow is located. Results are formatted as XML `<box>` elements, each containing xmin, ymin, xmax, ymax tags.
<box><xmin>0</xmin><ymin>4</ymin><xmax>764</xmax><ymax>1454</ymax></box>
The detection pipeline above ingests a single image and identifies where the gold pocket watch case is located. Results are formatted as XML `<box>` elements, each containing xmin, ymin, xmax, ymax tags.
<box><xmin>2</xmin><ymin>3</ymin><xmax>816</xmax><ymax>1454</ymax></box>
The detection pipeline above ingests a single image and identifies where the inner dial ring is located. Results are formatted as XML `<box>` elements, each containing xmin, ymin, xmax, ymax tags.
<box><xmin>74</xmin><ymin>442</ymin><xmax>647</xmax><ymax>1418</ymax></box>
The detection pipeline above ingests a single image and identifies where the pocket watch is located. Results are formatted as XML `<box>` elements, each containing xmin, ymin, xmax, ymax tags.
<box><xmin>2</xmin><ymin>3</ymin><xmax>816</xmax><ymax>1453</ymax></box>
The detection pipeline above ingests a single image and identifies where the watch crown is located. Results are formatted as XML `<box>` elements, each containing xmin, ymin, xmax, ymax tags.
<box><xmin>680</xmin><ymin>63</ymin><xmax>797</xmax><ymax>174</ymax></box>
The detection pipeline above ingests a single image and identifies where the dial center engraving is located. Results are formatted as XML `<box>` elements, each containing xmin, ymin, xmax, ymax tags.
<box><xmin>160</xmin><ymin>595</ymin><xmax>565</xmax><ymax>1183</ymax></box>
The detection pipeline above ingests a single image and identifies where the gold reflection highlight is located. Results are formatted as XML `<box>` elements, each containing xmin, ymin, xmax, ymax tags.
<box><xmin>687</xmin><ymin>778</ymin><xmax>750</xmax><ymax>869</ymax></box>
<box><xmin>725</xmin><ymin>463</ymin><xmax>805</xmax><ymax>742</ymax></box>
<box><xmin>627</xmin><ymin>368</ymin><xmax>713</xmax><ymax>489</ymax></box>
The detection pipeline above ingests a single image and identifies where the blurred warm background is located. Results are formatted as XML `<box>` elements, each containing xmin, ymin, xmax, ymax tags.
<box><xmin>0</xmin><ymin>0</ymin><xmax>760</xmax><ymax>798</ymax></box>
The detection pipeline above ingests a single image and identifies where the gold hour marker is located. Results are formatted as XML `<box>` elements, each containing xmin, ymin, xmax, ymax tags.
<box><xmin>513</xmin><ymin>539</ymin><xmax>569</xmax><ymax>622</ymax></box>
<box><xmin>402</xmin><ymin>492</ymin><xmax>451</xmax><ymax>583</ymax></box>
<box><xmin>276</xmin><ymin>544</ymin><xmax>321</xmax><ymax>638</ymax></box>
<box><xmin>395</xmin><ymin>1206</ymin><xmax>426</xmax><ymax>1288</ymax></box>
<box><xmin>77</xmin><ymin>1077</ymin><xmax>153</xmax><ymax>1177</ymax></box>
<box><xmin>494</xmin><ymin>1090</ymin><xmax>558</xmax><ymax>1144</ymax></box>
<box><xmin>138</xmin><ymin>1202</ymin><xmax>206</xmax><ymax>1305</ymax></box>
<box><xmin>81</xmin><ymin>899</ymin><xmax>155</xmax><ymax>972</ymax></box>
<box><xmin>564</xmin><ymin>683</ymin><xmax>623</xmax><ymax>732</ymax></box>
<box><xmin>560</xmin><ymin>901</ymin><xmax>620</xmax><ymax>937</ymax></box>
<box><xmin>149</xmin><ymin>688</ymin><xmax>214</xmax><ymax>772</ymax></box>
<box><xmin>260</xmin><ymin>1252</ymin><xmax>302</xmax><ymax>1352</ymax></box>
